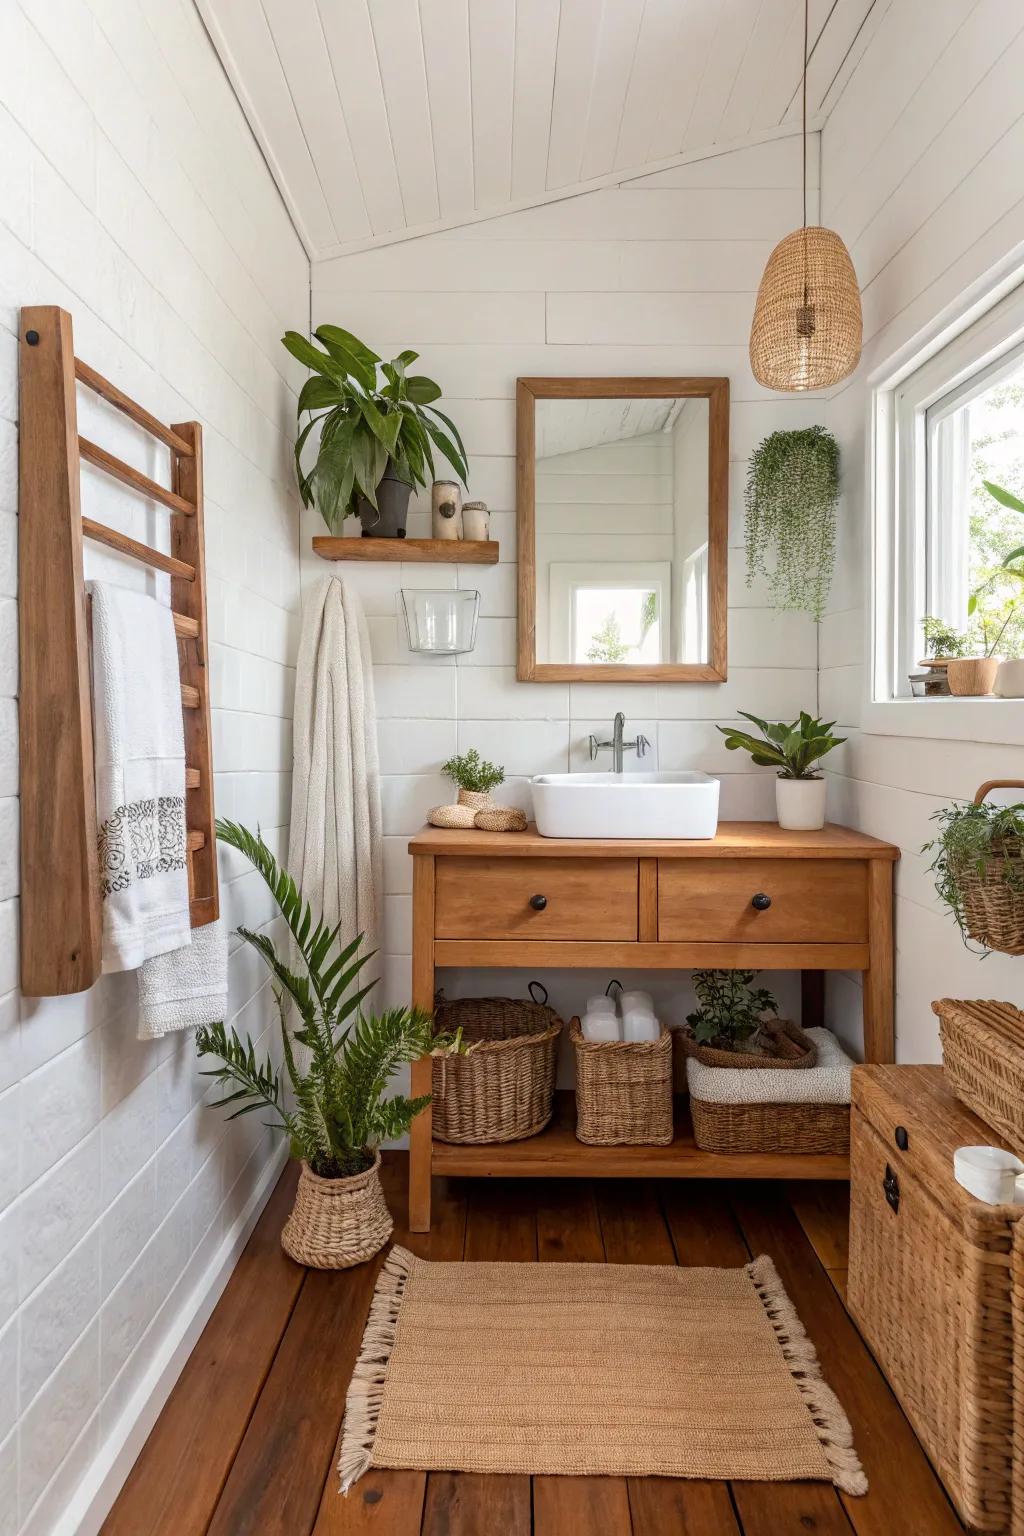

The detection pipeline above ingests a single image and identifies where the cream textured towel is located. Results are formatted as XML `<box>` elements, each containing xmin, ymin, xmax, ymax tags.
<box><xmin>288</xmin><ymin>576</ymin><xmax>381</xmax><ymax>969</ymax></box>
<box><xmin>89</xmin><ymin>582</ymin><xmax>190</xmax><ymax>972</ymax></box>
<box><xmin>685</xmin><ymin>1026</ymin><xmax>854</xmax><ymax>1105</ymax></box>
<box><xmin>137</xmin><ymin>918</ymin><xmax>228</xmax><ymax>1039</ymax></box>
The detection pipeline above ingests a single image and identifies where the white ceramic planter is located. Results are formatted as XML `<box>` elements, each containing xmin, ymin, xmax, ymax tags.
<box><xmin>776</xmin><ymin>776</ymin><xmax>827</xmax><ymax>831</ymax></box>
<box><xmin>996</xmin><ymin>659</ymin><xmax>1024</xmax><ymax>698</ymax></box>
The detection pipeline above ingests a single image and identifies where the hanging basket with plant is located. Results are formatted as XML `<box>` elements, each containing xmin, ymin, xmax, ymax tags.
<box><xmin>924</xmin><ymin>782</ymin><xmax>1024</xmax><ymax>955</ymax></box>
<box><xmin>282</xmin><ymin>325</ymin><xmax>469</xmax><ymax>538</ymax></box>
<box><xmin>745</xmin><ymin>426</ymin><xmax>840</xmax><ymax>623</ymax></box>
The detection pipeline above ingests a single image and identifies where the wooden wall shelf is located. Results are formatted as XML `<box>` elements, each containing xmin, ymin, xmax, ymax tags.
<box><xmin>312</xmin><ymin>536</ymin><xmax>499</xmax><ymax>565</ymax></box>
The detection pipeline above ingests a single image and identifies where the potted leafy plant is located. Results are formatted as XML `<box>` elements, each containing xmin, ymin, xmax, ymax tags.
<box><xmin>716</xmin><ymin>711</ymin><xmax>846</xmax><ymax>830</ymax></box>
<box><xmin>924</xmin><ymin>787</ymin><xmax>1024</xmax><ymax>954</ymax></box>
<box><xmin>282</xmin><ymin>325</ymin><xmax>469</xmax><ymax>538</ymax></box>
<box><xmin>441</xmin><ymin>748</ymin><xmax>505</xmax><ymax>813</ymax></box>
<box><xmin>982</xmin><ymin>479</ymin><xmax>1024</xmax><ymax>694</ymax></box>
<box><xmin>679</xmin><ymin>970</ymin><xmax>816</xmax><ymax>1068</ymax></box>
<box><xmin>745</xmin><ymin>427</ymin><xmax>840</xmax><ymax>623</ymax></box>
<box><xmin>195</xmin><ymin>820</ymin><xmax>462</xmax><ymax>1268</ymax></box>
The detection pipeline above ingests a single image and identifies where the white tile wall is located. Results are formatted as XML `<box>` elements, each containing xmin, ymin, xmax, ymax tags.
<box><xmin>308</xmin><ymin>133</ymin><xmax>828</xmax><ymax>1044</ymax></box>
<box><xmin>820</xmin><ymin>0</ymin><xmax>1024</xmax><ymax>1060</ymax></box>
<box><xmin>0</xmin><ymin>1</ymin><xmax>308</xmax><ymax>1531</ymax></box>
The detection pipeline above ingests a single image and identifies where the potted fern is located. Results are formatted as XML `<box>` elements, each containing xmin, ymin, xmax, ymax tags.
<box><xmin>195</xmin><ymin>821</ymin><xmax>461</xmax><ymax>1268</ymax></box>
<box><xmin>717</xmin><ymin>712</ymin><xmax>846</xmax><ymax>830</ymax></box>
<box><xmin>282</xmin><ymin>325</ymin><xmax>469</xmax><ymax>538</ymax></box>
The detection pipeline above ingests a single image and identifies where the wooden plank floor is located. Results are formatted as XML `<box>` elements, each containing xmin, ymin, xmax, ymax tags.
<box><xmin>102</xmin><ymin>1157</ymin><xmax>966</xmax><ymax>1536</ymax></box>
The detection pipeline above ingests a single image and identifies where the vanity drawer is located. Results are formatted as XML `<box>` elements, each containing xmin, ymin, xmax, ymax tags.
<box><xmin>658</xmin><ymin>858</ymin><xmax>867</xmax><ymax>943</ymax></box>
<box><xmin>435</xmin><ymin>857</ymin><xmax>639</xmax><ymax>940</ymax></box>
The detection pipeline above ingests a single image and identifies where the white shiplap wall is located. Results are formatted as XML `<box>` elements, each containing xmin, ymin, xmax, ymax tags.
<box><xmin>820</xmin><ymin>0</ymin><xmax>1024</xmax><ymax>1061</ymax></box>
<box><xmin>0</xmin><ymin>2</ymin><xmax>308</xmax><ymax>1532</ymax></box>
<box><xmin>308</xmin><ymin>134</ymin><xmax>829</xmax><ymax>1033</ymax></box>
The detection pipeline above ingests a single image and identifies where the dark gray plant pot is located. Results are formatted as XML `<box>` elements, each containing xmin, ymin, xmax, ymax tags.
<box><xmin>358</xmin><ymin>461</ymin><xmax>412</xmax><ymax>538</ymax></box>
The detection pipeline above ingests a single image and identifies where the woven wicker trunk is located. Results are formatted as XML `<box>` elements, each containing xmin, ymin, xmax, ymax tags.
<box><xmin>848</xmin><ymin>1065</ymin><xmax>1024</xmax><ymax>1534</ymax></box>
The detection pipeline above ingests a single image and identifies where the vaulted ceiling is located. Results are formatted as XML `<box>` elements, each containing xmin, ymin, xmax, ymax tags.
<box><xmin>198</xmin><ymin>0</ymin><xmax>882</xmax><ymax>259</ymax></box>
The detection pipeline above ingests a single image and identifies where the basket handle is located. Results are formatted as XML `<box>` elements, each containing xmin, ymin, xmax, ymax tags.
<box><xmin>528</xmin><ymin>980</ymin><xmax>549</xmax><ymax>1006</ymax></box>
<box><xmin>974</xmin><ymin>779</ymin><xmax>1024</xmax><ymax>806</ymax></box>
<box><xmin>606</xmin><ymin>978</ymin><xmax>623</xmax><ymax>1000</ymax></box>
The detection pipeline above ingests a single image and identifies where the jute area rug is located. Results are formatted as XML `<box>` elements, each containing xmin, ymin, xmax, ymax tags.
<box><xmin>338</xmin><ymin>1245</ymin><xmax>867</xmax><ymax>1495</ymax></box>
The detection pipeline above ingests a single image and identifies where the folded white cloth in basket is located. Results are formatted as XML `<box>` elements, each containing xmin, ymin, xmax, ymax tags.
<box><xmin>89</xmin><ymin>581</ymin><xmax>190</xmax><ymax>972</ymax></box>
<box><xmin>137</xmin><ymin>918</ymin><xmax>228</xmax><ymax>1039</ymax></box>
<box><xmin>685</xmin><ymin>1026</ymin><xmax>854</xmax><ymax>1105</ymax></box>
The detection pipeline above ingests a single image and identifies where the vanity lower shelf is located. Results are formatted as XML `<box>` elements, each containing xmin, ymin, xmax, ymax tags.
<box><xmin>432</xmin><ymin>1091</ymin><xmax>850</xmax><ymax>1181</ymax></box>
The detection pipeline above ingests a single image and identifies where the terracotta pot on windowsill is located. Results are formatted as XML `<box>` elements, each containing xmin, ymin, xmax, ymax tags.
<box><xmin>946</xmin><ymin>657</ymin><xmax>1000</xmax><ymax>696</ymax></box>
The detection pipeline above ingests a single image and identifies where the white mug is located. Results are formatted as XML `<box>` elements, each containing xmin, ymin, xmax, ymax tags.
<box><xmin>953</xmin><ymin>1145</ymin><xmax>1024</xmax><ymax>1204</ymax></box>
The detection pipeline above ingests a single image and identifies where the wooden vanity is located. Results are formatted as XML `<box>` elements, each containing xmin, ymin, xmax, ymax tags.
<box><xmin>408</xmin><ymin>821</ymin><xmax>899</xmax><ymax>1230</ymax></box>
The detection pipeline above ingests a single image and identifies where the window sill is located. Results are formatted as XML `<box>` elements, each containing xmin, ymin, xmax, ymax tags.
<box><xmin>861</xmin><ymin>697</ymin><xmax>1024</xmax><ymax>746</ymax></box>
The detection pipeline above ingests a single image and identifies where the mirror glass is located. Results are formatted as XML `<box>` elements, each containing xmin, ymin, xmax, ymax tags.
<box><xmin>533</xmin><ymin>395</ymin><xmax>710</xmax><ymax>666</ymax></box>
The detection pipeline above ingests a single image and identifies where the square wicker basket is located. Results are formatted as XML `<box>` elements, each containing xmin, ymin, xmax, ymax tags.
<box><xmin>570</xmin><ymin>1017</ymin><xmax>673</xmax><ymax>1146</ymax></box>
<box><xmin>933</xmin><ymin>997</ymin><xmax>1024</xmax><ymax>1154</ymax></box>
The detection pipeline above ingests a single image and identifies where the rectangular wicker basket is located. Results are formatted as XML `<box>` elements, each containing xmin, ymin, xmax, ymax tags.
<box><xmin>933</xmin><ymin>997</ymin><xmax>1024</xmax><ymax>1153</ymax></box>
<box><xmin>849</xmin><ymin>1065</ymin><xmax>1024</xmax><ymax>1533</ymax></box>
<box><xmin>688</xmin><ymin>1098</ymin><xmax>849</xmax><ymax>1155</ymax></box>
<box><xmin>570</xmin><ymin>1017</ymin><xmax>673</xmax><ymax>1146</ymax></box>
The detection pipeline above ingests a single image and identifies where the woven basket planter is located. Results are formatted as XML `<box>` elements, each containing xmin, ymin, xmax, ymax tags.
<box><xmin>280</xmin><ymin>1153</ymin><xmax>393</xmax><ymax>1269</ymax></box>
<box><xmin>431</xmin><ymin>990</ymin><xmax>561</xmax><ymax>1144</ymax></box>
<box><xmin>933</xmin><ymin>997</ymin><xmax>1024</xmax><ymax>1152</ymax></box>
<box><xmin>689</xmin><ymin>1098</ymin><xmax>849</xmax><ymax>1155</ymax></box>
<box><xmin>570</xmin><ymin>1017</ymin><xmax>673</xmax><ymax>1146</ymax></box>
<box><xmin>677</xmin><ymin>1019</ymin><xmax>817</xmax><ymax>1072</ymax></box>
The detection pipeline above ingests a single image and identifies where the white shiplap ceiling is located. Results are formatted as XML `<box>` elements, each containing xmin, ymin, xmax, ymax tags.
<box><xmin>198</xmin><ymin>0</ymin><xmax>882</xmax><ymax>259</ymax></box>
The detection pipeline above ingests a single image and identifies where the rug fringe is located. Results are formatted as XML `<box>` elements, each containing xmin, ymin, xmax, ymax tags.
<box><xmin>747</xmin><ymin>1254</ymin><xmax>868</xmax><ymax>1497</ymax></box>
<box><xmin>338</xmin><ymin>1243</ymin><xmax>416</xmax><ymax>1494</ymax></box>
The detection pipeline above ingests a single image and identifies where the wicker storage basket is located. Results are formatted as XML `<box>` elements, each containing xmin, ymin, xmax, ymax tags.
<box><xmin>689</xmin><ymin>1098</ymin><xmax>849</xmax><ymax>1155</ymax></box>
<box><xmin>934</xmin><ymin>997</ymin><xmax>1024</xmax><ymax>1154</ymax></box>
<box><xmin>677</xmin><ymin>1018</ymin><xmax>817</xmax><ymax>1071</ymax></box>
<box><xmin>280</xmin><ymin>1154</ymin><xmax>393</xmax><ymax>1269</ymax></box>
<box><xmin>431</xmin><ymin>987</ymin><xmax>561</xmax><ymax>1144</ymax></box>
<box><xmin>953</xmin><ymin>780</ymin><xmax>1024</xmax><ymax>956</ymax></box>
<box><xmin>570</xmin><ymin>1017</ymin><xmax>673</xmax><ymax>1146</ymax></box>
<box><xmin>848</xmin><ymin>1065</ymin><xmax>1024</xmax><ymax>1533</ymax></box>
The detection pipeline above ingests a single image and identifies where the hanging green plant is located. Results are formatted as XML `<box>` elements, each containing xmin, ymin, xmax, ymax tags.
<box><xmin>745</xmin><ymin>426</ymin><xmax>840</xmax><ymax>623</ymax></box>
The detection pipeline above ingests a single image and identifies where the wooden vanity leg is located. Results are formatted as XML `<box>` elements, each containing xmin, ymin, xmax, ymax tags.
<box><xmin>409</xmin><ymin>854</ymin><xmax>435</xmax><ymax>1232</ymax></box>
<box><xmin>863</xmin><ymin>857</ymin><xmax>895</xmax><ymax>1063</ymax></box>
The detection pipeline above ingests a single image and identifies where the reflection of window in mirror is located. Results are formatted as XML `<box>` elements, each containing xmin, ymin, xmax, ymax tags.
<box><xmin>533</xmin><ymin>397</ymin><xmax>710</xmax><ymax>666</ymax></box>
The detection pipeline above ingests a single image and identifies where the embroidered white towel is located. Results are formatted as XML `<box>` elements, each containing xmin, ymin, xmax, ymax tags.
<box><xmin>89</xmin><ymin>582</ymin><xmax>191</xmax><ymax>972</ymax></box>
<box><xmin>137</xmin><ymin>918</ymin><xmax>228</xmax><ymax>1039</ymax></box>
<box><xmin>684</xmin><ymin>1026</ymin><xmax>855</xmax><ymax>1105</ymax></box>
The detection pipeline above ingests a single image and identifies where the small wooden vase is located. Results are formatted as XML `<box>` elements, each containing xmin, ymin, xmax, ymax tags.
<box><xmin>947</xmin><ymin>657</ymin><xmax>999</xmax><ymax>696</ymax></box>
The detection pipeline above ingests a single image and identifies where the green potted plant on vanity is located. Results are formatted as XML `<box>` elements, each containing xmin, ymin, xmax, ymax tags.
<box><xmin>195</xmin><ymin>821</ymin><xmax>462</xmax><ymax>1268</ymax></box>
<box><xmin>442</xmin><ymin>748</ymin><xmax>505</xmax><ymax>814</ymax></box>
<box><xmin>717</xmin><ymin>712</ymin><xmax>846</xmax><ymax>831</ymax></box>
<box><xmin>282</xmin><ymin>324</ymin><xmax>469</xmax><ymax>539</ymax></box>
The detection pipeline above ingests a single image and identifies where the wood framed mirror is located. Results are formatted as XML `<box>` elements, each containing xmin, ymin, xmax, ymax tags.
<box><xmin>516</xmin><ymin>377</ymin><xmax>729</xmax><ymax>683</ymax></box>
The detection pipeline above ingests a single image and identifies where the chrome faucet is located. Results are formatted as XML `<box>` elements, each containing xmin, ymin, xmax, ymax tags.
<box><xmin>588</xmin><ymin>712</ymin><xmax>651</xmax><ymax>774</ymax></box>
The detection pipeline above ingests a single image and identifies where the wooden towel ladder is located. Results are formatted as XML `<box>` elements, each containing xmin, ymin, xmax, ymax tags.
<box><xmin>18</xmin><ymin>305</ymin><xmax>219</xmax><ymax>997</ymax></box>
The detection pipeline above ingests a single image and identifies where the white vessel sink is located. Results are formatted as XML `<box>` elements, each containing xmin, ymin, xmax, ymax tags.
<box><xmin>531</xmin><ymin>771</ymin><xmax>720</xmax><ymax>840</ymax></box>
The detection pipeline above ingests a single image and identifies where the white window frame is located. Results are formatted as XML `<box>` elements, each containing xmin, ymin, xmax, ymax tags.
<box><xmin>866</xmin><ymin>277</ymin><xmax>1024</xmax><ymax>745</ymax></box>
<box><xmin>547</xmin><ymin>561</ymin><xmax>670</xmax><ymax>665</ymax></box>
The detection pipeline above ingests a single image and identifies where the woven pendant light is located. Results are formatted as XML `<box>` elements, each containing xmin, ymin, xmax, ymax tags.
<box><xmin>749</xmin><ymin>0</ymin><xmax>862</xmax><ymax>391</ymax></box>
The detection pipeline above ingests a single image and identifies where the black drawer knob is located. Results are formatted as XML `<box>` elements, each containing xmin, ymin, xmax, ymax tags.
<box><xmin>529</xmin><ymin>894</ymin><xmax>547</xmax><ymax>911</ymax></box>
<box><xmin>883</xmin><ymin>1163</ymin><xmax>900</xmax><ymax>1213</ymax></box>
<box><xmin>894</xmin><ymin>1125</ymin><xmax>909</xmax><ymax>1152</ymax></box>
<box><xmin>751</xmin><ymin>892</ymin><xmax>772</xmax><ymax>910</ymax></box>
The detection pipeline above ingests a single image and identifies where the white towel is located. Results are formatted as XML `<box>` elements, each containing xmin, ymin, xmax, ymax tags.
<box><xmin>89</xmin><ymin>582</ymin><xmax>191</xmax><ymax>972</ymax></box>
<box><xmin>137</xmin><ymin>918</ymin><xmax>228</xmax><ymax>1039</ymax></box>
<box><xmin>685</xmin><ymin>1026</ymin><xmax>855</xmax><ymax>1105</ymax></box>
<box><xmin>288</xmin><ymin>576</ymin><xmax>382</xmax><ymax>966</ymax></box>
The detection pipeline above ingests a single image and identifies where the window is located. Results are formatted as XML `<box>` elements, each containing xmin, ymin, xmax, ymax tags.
<box><xmin>879</xmin><ymin>282</ymin><xmax>1024</xmax><ymax>703</ymax></box>
<box><xmin>547</xmin><ymin>562</ymin><xmax>670</xmax><ymax>665</ymax></box>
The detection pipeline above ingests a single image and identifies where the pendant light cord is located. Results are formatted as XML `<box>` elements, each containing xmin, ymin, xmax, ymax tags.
<box><xmin>802</xmin><ymin>0</ymin><xmax>808</xmax><ymax>230</ymax></box>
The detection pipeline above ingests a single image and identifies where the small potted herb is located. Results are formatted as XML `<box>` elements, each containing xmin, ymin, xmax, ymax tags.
<box><xmin>441</xmin><ymin>748</ymin><xmax>505</xmax><ymax>812</ymax></box>
<box><xmin>716</xmin><ymin>712</ymin><xmax>846</xmax><ymax>830</ymax></box>
<box><xmin>282</xmin><ymin>325</ymin><xmax>469</xmax><ymax>538</ymax></box>
<box><xmin>924</xmin><ymin>787</ymin><xmax>1024</xmax><ymax>954</ymax></box>
<box><xmin>679</xmin><ymin>970</ymin><xmax>816</xmax><ymax>1067</ymax></box>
